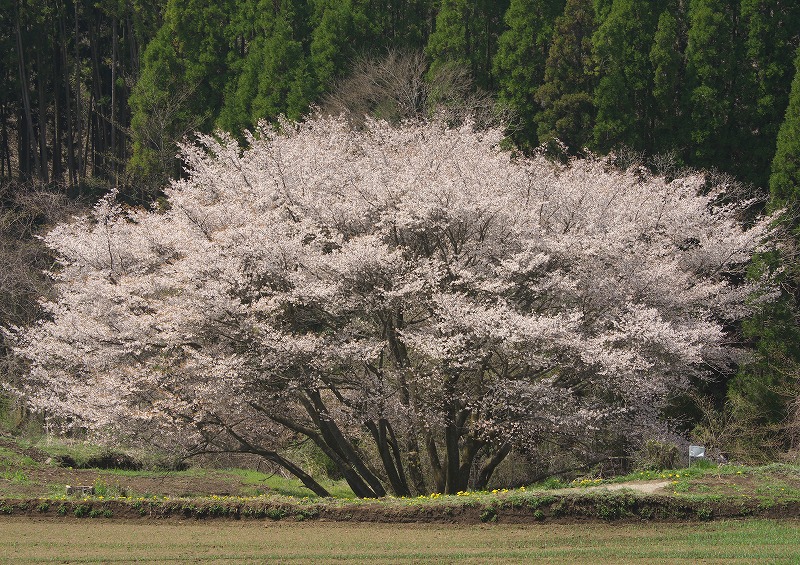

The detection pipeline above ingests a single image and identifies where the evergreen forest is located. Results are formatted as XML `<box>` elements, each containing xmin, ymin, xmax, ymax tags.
<box><xmin>3</xmin><ymin>0</ymin><xmax>800</xmax><ymax>467</ymax></box>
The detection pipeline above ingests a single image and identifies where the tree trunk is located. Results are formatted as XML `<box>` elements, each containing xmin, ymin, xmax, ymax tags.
<box><xmin>15</xmin><ymin>14</ymin><xmax>39</xmax><ymax>181</ymax></box>
<box><xmin>475</xmin><ymin>443</ymin><xmax>512</xmax><ymax>491</ymax></box>
<box><xmin>59</xmin><ymin>11</ymin><xmax>76</xmax><ymax>188</ymax></box>
<box><xmin>35</xmin><ymin>38</ymin><xmax>49</xmax><ymax>184</ymax></box>
<box><xmin>74</xmin><ymin>0</ymin><xmax>84</xmax><ymax>183</ymax></box>
<box><xmin>305</xmin><ymin>389</ymin><xmax>386</xmax><ymax>497</ymax></box>
<box><xmin>444</xmin><ymin>420</ymin><xmax>461</xmax><ymax>494</ymax></box>
<box><xmin>52</xmin><ymin>39</ymin><xmax>63</xmax><ymax>183</ymax></box>
<box><xmin>221</xmin><ymin>426</ymin><xmax>331</xmax><ymax>497</ymax></box>
<box><xmin>366</xmin><ymin>419</ymin><xmax>411</xmax><ymax>496</ymax></box>
<box><xmin>111</xmin><ymin>16</ymin><xmax>118</xmax><ymax>185</ymax></box>
<box><xmin>426</xmin><ymin>431</ymin><xmax>445</xmax><ymax>493</ymax></box>
<box><xmin>1</xmin><ymin>103</ymin><xmax>10</xmax><ymax>180</ymax></box>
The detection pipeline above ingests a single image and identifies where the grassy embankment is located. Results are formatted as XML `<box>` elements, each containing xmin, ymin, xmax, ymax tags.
<box><xmin>2</xmin><ymin>435</ymin><xmax>800</xmax><ymax>523</ymax></box>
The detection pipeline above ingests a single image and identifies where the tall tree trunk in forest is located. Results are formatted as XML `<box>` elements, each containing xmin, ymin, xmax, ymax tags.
<box><xmin>35</xmin><ymin>38</ymin><xmax>49</xmax><ymax>184</ymax></box>
<box><xmin>74</xmin><ymin>1</ymin><xmax>84</xmax><ymax>183</ymax></box>
<box><xmin>111</xmin><ymin>16</ymin><xmax>118</xmax><ymax>186</ymax></box>
<box><xmin>52</xmin><ymin>50</ymin><xmax>62</xmax><ymax>183</ymax></box>
<box><xmin>89</xmin><ymin>14</ymin><xmax>106</xmax><ymax>177</ymax></box>
<box><xmin>15</xmin><ymin>14</ymin><xmax>40</xmax><ymax>181</ymax></box>
<box><xmin>59</xmin><ymin>10</ymin><xmax>77</xmax><ymax>188</ymax></box>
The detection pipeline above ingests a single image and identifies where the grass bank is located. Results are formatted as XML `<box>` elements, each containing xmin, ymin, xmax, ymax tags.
<box><xmin>2</xmin><ymin>433</ymin><xmax>800</xmax><ymax>523</ymax></box>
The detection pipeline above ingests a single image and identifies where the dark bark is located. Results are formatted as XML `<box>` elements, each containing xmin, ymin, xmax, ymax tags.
<box><xmin>73</xmin><ymin>0</ymin><xmax>84</xmax><ymax>182</ymax></box>
<box><xmin>366</xmin><ymin>419</ymin><xmax>411</xmax><ymax>496</ymax></box>
<box><xmin>1</xmin><ymin>104</ymin><xmax>10</xmax><ymax>180</ymax></box>
<box><xmin>88</xmin><ymin>13</ymin><xmax>106</xmax><ymax>177</ymax></box>
<box><xmin>475</xmin><ymin>443</ymin><xmax>512</xmax><ymax>490</ymax></box>
<box><xmin>261</xmin><ymin>400</ymin><xmax>380</xmax><ymax>499</ymax></box>
<box><xmin>52</xmin><ymin>39</ymin><xmax>62</xmax><ymax>182</ymax></box>
<box><xmin>220</xmin><ymin>427</ymin><xmax>331</xmax><ymax>497</ymax></box>
<box><xmin>305</xmin><ymin>389</ymin><xmax>387</xmax><ymax>497</ymax></box>
<box><xmin>35</xmin><ymin>36</ymin><xmax>49</xmax><ymax>183</ymax></box>
<box><xmin>444</xmin><ymin>419</ymin><xmax>461</xmax><ymax>494</ymax></box>
<box><xmin>111</xmin><ymin>16</ymin><xmax>117</xmax><ymax>184</ymax></box>
<box><xmin>383</xmin><ymin>420</ymin><xmax>411</xmax><ymax>493</ymax></box>
<box><xmin>15</xmin><ymin>13</ymin><xmax>39</xmax><ymax>180</ymax></box>
<box><xmin>58</xmin><ymin>11</ymin><xmax>76</xmax><ymax>187</ymax></box>
<box><xmin>426</xmin><ymin>431</ymin><xmax>445</xmax><ymax>493</ymax></box>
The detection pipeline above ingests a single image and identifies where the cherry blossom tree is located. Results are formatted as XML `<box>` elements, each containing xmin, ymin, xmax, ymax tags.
<box><xmin>10</xmin><ymin>117</ymin><xmax>775</xmax><ymax>496</ymax></box>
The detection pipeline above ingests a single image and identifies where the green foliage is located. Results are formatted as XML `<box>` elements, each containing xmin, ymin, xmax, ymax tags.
<box><xmin>735</xmin><ymin>0</ymin><xmax>800</xmax><ymax>187</ymax></box>
<box><xmin>696</xmin><ymin>505</ymin><xmax>713</xmax><ymax>520</ymax></box>
<box><xmin>591</xmin><ymin>0</ymin><xmax>659</xmax><ymax>153</ymax></box>
<box><xmin>310</xmin><ymin>0</ymin><xmax>378</xmax><ymax>94</ymax></box>
<box><xmin>683</xmin><ymin>0</ymin><xmax>738</xmax><ymax>170</ymax></box>
<box><xmin>426</xmin><ymin>0</ymin><xmax>471</xmax><ymax>79</ymax></box>
<box><xmin>493</xmin><ymin>0</ymin><xmax>565</xmax><ymax>147</ymax></box>
<box><xmin>535</xmin><ymin>0</ymin><xmax>597</xmax><ymax>151</ymax></box>
<box><xmin>770</xmin><ymin>46</ymin><xmax>800</xmax><ymax>212</ymax></box>
<box><xmin>637</xmin><ymin>440</ymin><xmax>680</xmax><ymax>471</ymax></box>
<box><xmin>219</xmin><ymin>2</ymin><xmax>313</xmax><ymax>133</ymax></box>
<box><xmin>592</xmin><ymin>492</ymin><xmax>635</xmax><ymax>519</ymax></box>
<box><xmin>649</xmin><ymin>7</ymin><xmax>685</xmax><ymax>154</ymax></box>
<box><xmin>129</xmin><ymin>0</ymin><xmax>235</xmax><ymax>189</ymax></box>
<box><xmin>427</xmin><ymin>0</ymin><xmax>509</xmax><ymax>90</ymax></box>
<box><xmin>479</xmin><ymin>506</ymin><xmax>497</xmax><ymax>522</ymax></box>
<box><xmin>266</xmin><ymin>507</ymin><xmax>287</xmax><ymax>520</ymax></box>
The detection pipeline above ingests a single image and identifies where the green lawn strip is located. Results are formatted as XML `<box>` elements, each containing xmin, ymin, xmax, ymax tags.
<box><xmin>0</xmin><ymin>519</ymin><xmax>798</xmax><ymax>563</ymax></box>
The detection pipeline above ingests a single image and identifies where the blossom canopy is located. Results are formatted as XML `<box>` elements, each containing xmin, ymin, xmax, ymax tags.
<box><xmin>13</xmin><ymin>116</ymin><xmax>774</xmax><ymax>496</ymax></box>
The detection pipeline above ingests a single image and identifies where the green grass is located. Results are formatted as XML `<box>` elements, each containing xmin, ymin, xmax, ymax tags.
<box><xmin>0</xmin><ymin>519</ymin><xmax>797</xmax><ymax>563</ymax></box>
<box><xmin>224</xmin><ymin>468</ymin><xmax>355</xmax><ymax>498</ymax></box>
<box><xmin>0</xmin><ymin>447</ymin><xmax>36</xmax><ymax>484</ymax></box>
<box><xmin>550</xmin><ymin>461</ymin><xmax>797</xmax><ymax>488</ymax></box>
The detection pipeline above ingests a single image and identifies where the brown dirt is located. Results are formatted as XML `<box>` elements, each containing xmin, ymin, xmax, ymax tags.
<box><xmin>551</xmin><ymin>480</ymin><xmax>672</xmax><ymax>495</ymax></box>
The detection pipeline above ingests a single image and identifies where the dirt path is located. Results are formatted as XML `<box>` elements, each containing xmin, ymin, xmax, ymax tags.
<box><xmin>550</xmin><ymin>480</ymin><xmax>671</xmax><ymax>495</ymax></box>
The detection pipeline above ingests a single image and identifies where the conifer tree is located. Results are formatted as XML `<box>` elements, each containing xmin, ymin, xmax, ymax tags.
<box><xmin>649</xmin><ymin>7</ymin><xmax>686</xmax><ymax>156</ymax></box>
<box><xmin>129</xmin><ymin>0</ymin><xmax>234</xmax><ymax>188</ymax></box>
<box><xmin>534</xmin><ymin>0</ymin><xmax>597</xmax><ymax>151</ymax></box>
<box><xmin>426</xmin><ymin>0</ymin><xmax>508</xmax><ymax>90</ymax></box>
<box><xmin>591</xmin><ymin>0</ymin><xmax>659</xmax><ymax>153</ymax></box>
<box><xmin>494</xmin><ymin>0</ymin><xmax>565</xmax><ymax>148</ymax></box>
<box><xmin>683</xmin><ymin>0</ymin><xmax>739</xmax><ymax>171</ymax></box>
<box><xmin>309</xmin><ymin>0</ymin><xmax>377</xmax><ymax>95</ymax></box>
<box><xmin>770</xmin><ymin>46</ymin><xmax>800</xmax><ymax>211</ymax></box>
<box><xmin>735</xmin><ymin>0</ymin><xmax>800</xmax><ymax>188</ymax></box>
<box><xmin>426</xmin><ymin>0</ymin><xmax>471</xmax><ymax>76</ymax></box>
<box><xmin>219</xmin><ymin>1</ymin><xmax>313</xmax><ymax>133</ymax></box>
